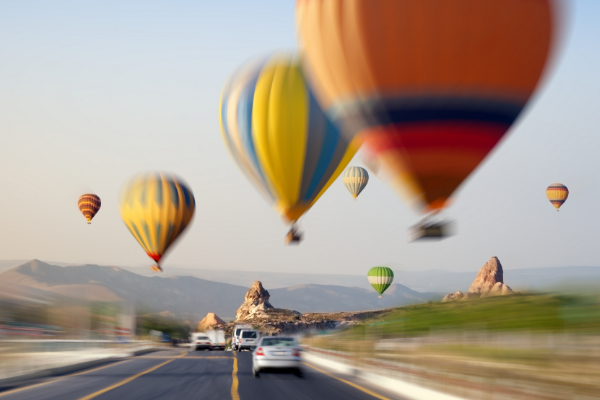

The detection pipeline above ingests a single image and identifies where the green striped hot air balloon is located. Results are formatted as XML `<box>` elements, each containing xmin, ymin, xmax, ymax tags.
<box><xmin>367</xmin><ymin>266</ymin><xmax>394</xmax><ymax>298</ymax></box>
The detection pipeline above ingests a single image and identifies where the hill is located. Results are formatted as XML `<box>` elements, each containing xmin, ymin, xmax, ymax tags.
<box><xmin>0</xmin><ymin>260</ymin><xmax>439</xmax><ymax>321</ymax></box>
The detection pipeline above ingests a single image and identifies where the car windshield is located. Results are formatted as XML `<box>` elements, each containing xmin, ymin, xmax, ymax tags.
<box><xmin>242</xmin><ymin>331</ymin><xmax>257</xmax><ymax>338</ymax></box>
<box><xmin>261</xmin><ymin>338</ymin><xmax>295</xmax><ymax>347</ymax></box>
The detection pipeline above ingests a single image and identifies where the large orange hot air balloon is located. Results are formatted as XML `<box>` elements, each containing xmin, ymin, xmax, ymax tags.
<box><xmin>297</xmin><ymin>0</ymin><xmax>556</xmax><ymax>218</ymax></box>
<box><xmin>78</xmin><ymin>194</ymin><xmax>101</xmax><ymax>224</ymax></box>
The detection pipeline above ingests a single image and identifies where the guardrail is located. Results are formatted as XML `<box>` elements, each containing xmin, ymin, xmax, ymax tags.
<box><xmin>0</xmin><ymin>339</ymin><xmax>159</xmax><ymax>382</ymax></box>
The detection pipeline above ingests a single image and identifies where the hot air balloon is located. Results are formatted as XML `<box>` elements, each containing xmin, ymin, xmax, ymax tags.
<box><xmin>78</xmin><ymin>194</ymin><xmax>101</xmax><ymax>224</ymax></box>
<box><xmin>343</xmin><ymin>166</ymin><xmax>369</xmax><ymax>200</ymax></box>
<box><xmin>119</xmin><ymin>173</ymin><xmax>195</xmax><ymax>272</ymax></box>
<box><xmin>546</xmin><ymin>183</ymin><xmax>568</xmax><ymax>211</ymax></box>
<box><xmin>219</xmin><ymin>54</ymin><xmax>360</xmax><ymax>244</ymax></box>
<box><xmin>297</xmin><ymin>0</ymin><xmax>555</xmax><ymax>238</ymax></box>
<box><xmin>368</xmin><ymin>266</ymin><xmax>394</xmax><ymax>298</ymax></box>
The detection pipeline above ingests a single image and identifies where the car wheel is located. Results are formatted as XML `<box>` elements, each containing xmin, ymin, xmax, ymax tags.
<box><xmin>253</xmin><ymin>368</ymin><xmax>260</xmax><ymax>378</ymax></box>
<box><xmin>294</xmin><ymin>368</ymin><xmax>303</xmax><ymax>378</ymax></box>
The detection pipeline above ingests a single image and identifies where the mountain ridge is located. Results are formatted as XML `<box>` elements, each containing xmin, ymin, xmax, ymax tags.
<box><xmin>0</xmin><ymin>260</ymin><xmax>439</xmax><ymax>321</ymax></box>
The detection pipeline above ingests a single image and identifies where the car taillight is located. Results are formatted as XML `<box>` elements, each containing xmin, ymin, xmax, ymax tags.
<box><xmin>255</xmin><ymin>347</ymin><xmax>264</xmax><ymax>356</ymax></box>
<box><xmin>293</xmin><ymin>349</ymin><xmax>300</xmax><ymax>357</ymax></box>
<box><xmin>197</xmin><ymin>342</ymin><xmax>200</xmax><ymax>344</ymax></box>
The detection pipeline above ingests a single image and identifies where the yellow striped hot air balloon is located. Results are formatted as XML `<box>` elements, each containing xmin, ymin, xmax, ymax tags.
<box><xmin>343</xmin><ymin>166</ymin><xmax>369</xmax><ymax>199</ymax></box>
<box><xmin>546</xmin><ymin>183</ymin><xmax>568</xmax><ymax>211</ymax></box>
<box><xmin>219</xmin><ymin>54</ymin><xmax>360</xmax><ymax>243</ymax></box>
<box><xmin>78</xmin><ymin>194</ymin><xmax>101</xmax><ymax>224</ymax></box>
<box><xmin>119</xmin><ymin>172</ymin><xmax>195</xmax><ymax>272</ymax></box>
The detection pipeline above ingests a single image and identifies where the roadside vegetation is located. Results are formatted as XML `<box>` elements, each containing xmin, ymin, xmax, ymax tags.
<box><xmin>338</xmin><ymin>293</ymin><xmax>600</xmax><ymax>338</ymax></box>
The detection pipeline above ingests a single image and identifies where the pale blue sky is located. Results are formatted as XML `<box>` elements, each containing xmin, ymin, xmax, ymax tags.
<box><xmin>1</xmin><ymin>0</ymin><xmax>599</xmax><ymax>275</ymax></box>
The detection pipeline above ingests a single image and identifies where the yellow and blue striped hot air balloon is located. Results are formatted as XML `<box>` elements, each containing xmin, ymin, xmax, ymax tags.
<box><xmin>343</xmin><ymin>166</ymin><xmax>369</xmax><ymax>200</ymax></box>
<box><xmin>119</xmin><ymin>172</ymin><xmax>195</xmax><ymax>272</ymax></box>
<box><xmin>219</xmin><ymin>54</ymin><xmax>360</xmax><ymax>243</ymax></box>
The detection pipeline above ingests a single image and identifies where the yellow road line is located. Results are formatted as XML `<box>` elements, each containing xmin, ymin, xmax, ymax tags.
<box><xmin>231</xmin><ymin>352</ymin><xmax>239</xmax><ymax>400</ymax></box>
<box><xmin>77</xmin><ymin>352</ymin><xmax>188</xmax><ymax>400</ymax></box>
<box><xmin>302</xmin><ymin>362</ymin><xmax>392</xmax><ymax>400</ymax></box>
<box><xmin>0</xmin><ymin>360</ymin><xmax>131</xmax><ymax>398</ymax></box>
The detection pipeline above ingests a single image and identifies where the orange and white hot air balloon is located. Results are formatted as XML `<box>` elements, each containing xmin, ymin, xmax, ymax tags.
<box><xmin>546</xmin><ymin>183</ymin><xmax>568</xmax><ymax>211</ymax></box>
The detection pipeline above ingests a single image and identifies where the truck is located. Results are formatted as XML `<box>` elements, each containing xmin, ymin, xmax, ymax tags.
<box><xmin>232</xmin><ymin>324</ymin><xmax>252</xmax><ymax>351</ymax></box>
<box><xmin>206</xmin><ymin>330</ymin><xmax>226</xmax><ymax>351</ymax></box>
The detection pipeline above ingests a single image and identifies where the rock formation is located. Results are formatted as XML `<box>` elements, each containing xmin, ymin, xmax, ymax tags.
<box><xmin>442</xmin><ymin>257</ymin><xmax>514</xmax><ymax>302</ymax></box>
<box><xmin>442</xmin><ymin>291</ymin><xmax>465</xmax><ymax>302</ymax></box>
<box><xmin>197</xmin><ymin>312</ymin><xmax>227</xmax><ymax>332</ymax></box>
<box><xmin>235</xmin><ymin>281</ymin><xmax>274</xmax><ymax>321</ymax></box>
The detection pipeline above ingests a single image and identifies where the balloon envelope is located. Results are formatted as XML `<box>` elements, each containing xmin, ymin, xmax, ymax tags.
<box><xmin>119</xmin><ymin>173</ymin><xmax>195</xmax><ymax>269</ymax></box>
<box><xmin>546</xmin><ymin>183</ymin><xmax>568</xmax><ymax>210</ymax></box>
<box><xmin>78</xmin><ymin>194</ymin><xmax>101</xmax><ymax>224</ymax></box>
<box><xmin>368</xmin><ymin>266</ymin><xmax>394</xmax><ymax>297</ymax></box>
<box><xmin>219</xmin><ymin>54</ymin><xmax>360</xmax><ymax>225</ymax></box>
<box><xmin>343</xmin><ymin>166</ymin><xmax>369</xmax><ymax>199</ymax></box>
<box><xmin>297</xmin><ymin>0</ymin><xmax>555</xmax><ymax>213</ymax></box>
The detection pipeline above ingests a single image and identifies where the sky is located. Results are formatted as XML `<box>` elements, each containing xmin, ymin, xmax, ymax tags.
<box><xmin>1</xmin><ymin>0</ymin><xmax>599</xmax><ymax>275</ymax></box>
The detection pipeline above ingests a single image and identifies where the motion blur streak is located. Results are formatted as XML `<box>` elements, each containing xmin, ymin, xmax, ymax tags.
<box><xmin>296</xmin><ymin>0</ymin><xmax>557</xmax><ymax>214</ymax></box>
<box><xmin>303</xmin><ymin>292</ymin><xmax>600</xmax><ymax>400</ymax></box>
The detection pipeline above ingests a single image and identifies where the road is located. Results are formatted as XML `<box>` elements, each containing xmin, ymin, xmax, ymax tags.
<box><xmin>0</xmin><ymin>349</ymin><xmax>404</xmax><ymax>400</ymax></box>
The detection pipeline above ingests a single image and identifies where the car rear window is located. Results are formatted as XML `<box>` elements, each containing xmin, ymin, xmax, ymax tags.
<box><xmin>242</xmin><ymin>331</ymin><xmax>257</xmax><ymax>338</ymax></box>
<box><xmin>261</xmin><ymin>338</ymin><xmax>295</xmax><ymax>347</ymax></box>
<box><xmin>235</xmin><ymin>329</ymin><xmax>243</xmax><ymax>336</ymax></box>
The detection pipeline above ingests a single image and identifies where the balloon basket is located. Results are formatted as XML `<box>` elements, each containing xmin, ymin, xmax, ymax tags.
<box><xmin>150</xmin><ymin>264</ymin><xmax>163</xmax><ymax>272</ymax></box>
<box><xmin>408</xmin><ymin>219</ymin><xmax>454</xmax><ymax>242</ymax></box>
<box><xmin>285</xmin><ymin>228</ymin><xmax>302</xmax><ymax>245</ymax></box>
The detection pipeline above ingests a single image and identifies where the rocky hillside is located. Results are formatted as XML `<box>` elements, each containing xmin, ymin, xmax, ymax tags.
<box><xmin>230</xmin><ymin>280</ymin><xmax>395</xmax><ymax>335</ymax></box>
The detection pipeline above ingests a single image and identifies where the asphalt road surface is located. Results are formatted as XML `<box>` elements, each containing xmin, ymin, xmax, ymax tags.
<box><xmin>0</xmin><ymin>349</ymin><xmax>405</xmax><ymax>400</ymax></box>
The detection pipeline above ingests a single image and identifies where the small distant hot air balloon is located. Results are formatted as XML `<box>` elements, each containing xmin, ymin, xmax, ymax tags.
<box><xmin>343</xmin><ymin>166</ymin><xmax>369</xmax><ymax>200</ymax></box>
<box><xmin>78</xmin><ymin>194</ymin><xmax>101</xmax><ymax>224</ymax></box>
<box><xmin>546</xmin><ymin>183</ymin><xmax>568</xmax><ymax>211</ymax></box>
<box><xmin>219</xmin><ymin>54</ymin><xmax>360</xmax><ymax>244</ymax></box>
<box><xmin>368</xmin><ymin>266</ymin><xmax>394</xmax><ymax>298</ymax></box>
<box><xmin>120</xmin><ymin>172</ymin><xmax>195</xmax><ymax>272</ymax></box>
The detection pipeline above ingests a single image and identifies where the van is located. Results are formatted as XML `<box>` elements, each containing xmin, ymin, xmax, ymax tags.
<box><xmin>232</xmin><ymin>324</ymin><xmax>252</xmax><ymax>351</ymax></box>
<box><xmin>238</xmin><ymin>329</ymin><xmax>260</xmax><ymax>351</ymax></box>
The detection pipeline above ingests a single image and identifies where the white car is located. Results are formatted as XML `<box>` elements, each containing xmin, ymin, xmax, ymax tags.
<box><xmin>252</xmin><ymin>337</ymin><xmax>302</xmax><ymax>378</ymax></box>
<box><xmin>238</xmin><ymin>330</ymin><xmax>260</xmax><ymax>351</ymax></box>
<box><xmin>190</xmin><ymin>332</ymin><xmax>211</xmax><ymax>351</ymax></box>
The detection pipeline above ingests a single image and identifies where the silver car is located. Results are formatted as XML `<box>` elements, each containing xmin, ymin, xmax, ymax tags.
<box><xmin>252</xmin><ymin>337</ymin><xmax>302</xmax><ymax>378</ymax></box>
